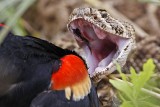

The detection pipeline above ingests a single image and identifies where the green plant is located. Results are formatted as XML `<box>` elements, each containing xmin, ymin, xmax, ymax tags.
<box><xmin>0</xmin><ymin>0</ymin><xmax>36</xmax><ymax>44</ymax></box>
<box><xmin>110</xmin><ymin>59</ymin><xmax>160</xmax><ymax>107</ymax></box>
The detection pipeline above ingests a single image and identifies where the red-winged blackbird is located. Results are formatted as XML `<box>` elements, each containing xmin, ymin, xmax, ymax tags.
<box><xmin>0</xmin><ymin>25</ymin><xmax>99</xmax><ymax>107</ymax></box>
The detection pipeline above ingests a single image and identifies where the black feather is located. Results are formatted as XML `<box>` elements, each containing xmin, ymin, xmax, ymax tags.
<box><xmin>30</xmin><ymin>83</ymin><xmax>99</xmax><ymax>107</ymax></box>
<box><xmin>0</xmin><ymin>31</ymin><xmax>99</xmax><ymax>107</ymax></box>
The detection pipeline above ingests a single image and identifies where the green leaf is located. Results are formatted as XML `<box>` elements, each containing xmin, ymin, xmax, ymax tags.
<box><xmin>133</xmin><ymin>59</ymin><xmax>155</xmax><ymax>95</ymax></box>
<box><xmin>128</xmin><ymin>59</ymin><xmax>155</xmax><ymax>98</ymax></box>
<box><xmin>110</xmin><ymin>59</ymin><xmax>158</xmax><ymax>107</ymax></box>
<box><xmin>120</xmin><ymin>101</ymin><xmax>134</xmax><ymax>107</ymax></box>
<box><xmin>109</xmin><ymin>79</ymin><xmax>133</xmax><ymax>100</ymax></box>
<box><xmin>0</xmin><ymin>0</ymin><xmax>36</xmax><ymax>44</ymax></box>
<box><xmin>116</xmin><ymin>62</ymin><xmax>127</xmax><ymax>81</ymax></box>
<box><xmin>130</xmin><ymin>67</ymin><xmax>137</xmax><ymax>82</ymax></box>
<box><xmin>138</xmin><ymin>101</ymin><xmax>160</xmax><ymax>107</ymax></box>
<box><xmin>143</xmin><ymin>59</ymin><xmax>155</xmax><ymax>74</ymax></box>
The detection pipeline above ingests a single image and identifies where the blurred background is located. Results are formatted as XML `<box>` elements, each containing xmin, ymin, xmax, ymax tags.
<box><xmin>0</xmin><ymin>0</ymin><xmax>160</xmax><ymax>106</ymax></box>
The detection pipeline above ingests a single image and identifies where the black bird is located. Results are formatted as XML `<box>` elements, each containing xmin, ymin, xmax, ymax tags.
<box><xmin>0</xmin><ymin>25</ymin><xmax>99</xmax><ymax>107</ymax></box>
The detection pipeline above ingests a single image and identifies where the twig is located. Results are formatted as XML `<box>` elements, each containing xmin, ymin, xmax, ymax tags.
<box><xmin>109</xmin><ymin>73</ymin><xmax>160</xmax><ymax>78</ymax></box>
<box><xmin>147</xmin><ymin>4</ymin><xmax>160</xmax><ymax>35</ymax></box>
<box><xmin>146</xmin><ymin>85</ymin><xmax>160</xmax><ymax>93</ymax></box>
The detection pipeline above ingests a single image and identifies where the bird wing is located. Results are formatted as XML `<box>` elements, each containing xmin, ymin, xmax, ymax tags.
<box><xmin>30</xmin><ymin>84</ymin><xmax>99</xmax><ymax>107</ymax></box>
<box><xmin>0</xmin><ymin>33</ymin><xmax>62</xmax><ymax>97</ymax></box>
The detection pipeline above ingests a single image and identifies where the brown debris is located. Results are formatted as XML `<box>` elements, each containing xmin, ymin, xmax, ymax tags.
<box><xmin>23</xmin><ymin>0</ymin><xmax>86</xmax><ymax>39</ymax></box>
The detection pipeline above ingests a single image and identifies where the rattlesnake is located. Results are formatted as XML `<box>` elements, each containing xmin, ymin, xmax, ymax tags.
<box><xmin>53</xmin><ymin>7</ymin><xmax>159</xmax><ymax>106</ymax></box>
<box><xmin>67</xmin><ymin>7</ymin><xmax>136</xmax><ymax>82</ymax></box>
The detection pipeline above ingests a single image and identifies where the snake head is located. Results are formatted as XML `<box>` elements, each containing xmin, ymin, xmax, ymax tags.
<box><xmin>68</xmin><ymin>7</ymin><xmax>135</xmax><ymax>82</ymax></box>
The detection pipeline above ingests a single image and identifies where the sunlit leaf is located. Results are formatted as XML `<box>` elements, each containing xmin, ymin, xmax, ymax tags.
<box><xmin>120</xmin><ymin>101</ymin><xmax>134</xmax><ymax>107</ymax></box>
<box><xmin>109</xmin><ymin>79</ymin><xmax>133</xmax><ymax>100</ymax></box>
<box><xmin>132</xmin><ymin>59</ymin><xmax>155</xmax><ymax>97</ymax></box>
<box><xmin>116</xmin><ymin>62</ymin><xmax>127</xmax><ymax>81</ymax></box>
<box><xmin>110</xmin><ymin>59</ymin><xmax>159</xmax><ymax>107</ymax></box>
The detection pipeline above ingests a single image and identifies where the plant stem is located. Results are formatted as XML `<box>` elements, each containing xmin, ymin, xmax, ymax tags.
<box><xmin>109</xmin><ymin>73</ymin><xmax>160</xmax><ymax>78</ymax></box>
<box><xmin>110</xmin><ymin>77</ymin><xmax>160</xmax><ymax>99</ymax></box>
<box><xmin>0</xmin><ymin>0</ymin><xmax>36</xmax><ymax>44</ymax></box>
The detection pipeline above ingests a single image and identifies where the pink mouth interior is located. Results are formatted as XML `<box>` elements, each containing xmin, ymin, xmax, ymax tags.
<box><xmin>69</xmin><ymin>19</ymin><xmax>127</xmax><ymax>75</ymax></box>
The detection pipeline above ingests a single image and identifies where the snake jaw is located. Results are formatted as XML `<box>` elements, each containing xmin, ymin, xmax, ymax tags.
<box><xmin>68</xmin><ymin>7</ymin><xmax>135</xmax><ymax>82</ymax></box>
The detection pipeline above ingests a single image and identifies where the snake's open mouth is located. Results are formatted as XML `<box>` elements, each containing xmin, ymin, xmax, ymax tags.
<box><xmin>68</xmin><ymin>19</ymin><xmax>132</xmax><ymax>78</ymax></box>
